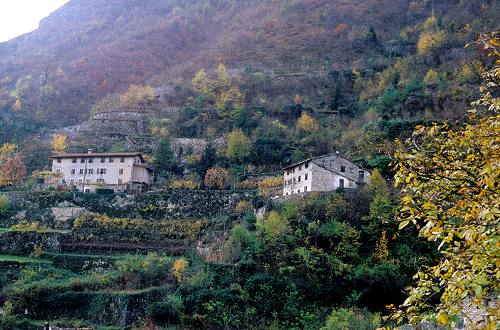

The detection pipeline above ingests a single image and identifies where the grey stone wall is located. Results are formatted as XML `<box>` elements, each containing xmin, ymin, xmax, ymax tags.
<box><xmin>2</xmin><ymin>190</ymin><xmax>254</xmax><ymax>223</ymax></box>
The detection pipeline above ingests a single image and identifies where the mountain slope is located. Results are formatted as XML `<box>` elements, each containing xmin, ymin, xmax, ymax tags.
<box><xmin>1</xmin><ymin>0</ymin><xmax>493</xmax><ymax>124</ymax></box>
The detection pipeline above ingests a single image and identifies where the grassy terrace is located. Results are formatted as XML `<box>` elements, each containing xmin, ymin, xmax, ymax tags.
<box><xmin>0</xmin><ymin>254</ymin><xmax>52</xmax><ymax>263</ymax></box>
<box><xmin>0</xmin><ymin>227</ymin><xmax>71</xmax><ymax>234</ymax></box>
<box><xmin>47</xmin><ymin>252</ymin><xmax>146</xmax><ymax>260</ymax></box>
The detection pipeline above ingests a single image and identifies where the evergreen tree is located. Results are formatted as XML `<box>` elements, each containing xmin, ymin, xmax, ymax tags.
<box><xmin>154</xmin><ymin>135</ymin><xmax>177</xmax><ymax>178</ymax></box>
<box><xmin>197</xmin><ymin>144</ymin><xmax>217</xmax><ymax>183</ymax></box>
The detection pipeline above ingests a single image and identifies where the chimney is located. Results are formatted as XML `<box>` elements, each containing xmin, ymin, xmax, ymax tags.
<box><xmin>87</xmin><ymin>149</ymin><xmax>93</xmax><ymax>154</ymax></box>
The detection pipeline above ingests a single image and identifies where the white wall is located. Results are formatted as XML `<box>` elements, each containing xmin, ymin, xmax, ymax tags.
<box><xmin>51</xmin><ymin>155</ymin><xmax>150</xmax><ymax>192</ymax></box>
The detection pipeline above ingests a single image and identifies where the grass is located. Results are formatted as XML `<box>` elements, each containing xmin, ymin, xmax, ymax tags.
<box><xmin>47</xmin><ymin>252</ymin><xmax>147</xmax><ymax>260</ymax></box>
<box><xmin>0</xmin><ymin>254</ymin><xmax>52</xmax><ymax>264</ymax></box>
<box><xmin>0</xmin><ymin>227</ymin><xmax>71</xmax><ymax>234</ymax></box>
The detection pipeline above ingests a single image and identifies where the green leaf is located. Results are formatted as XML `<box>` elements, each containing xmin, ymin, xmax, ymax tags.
<box><xmin>399</xmin><ymin>220</ymin><xmax>410</xmax><ymax>230</ymax></box>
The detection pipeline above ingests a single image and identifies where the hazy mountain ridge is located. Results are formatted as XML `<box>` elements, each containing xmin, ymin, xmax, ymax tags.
<box><xmin>0</xmin><ymin>0</ymin><xmax>498</xmax><ymax>129</ymax></box>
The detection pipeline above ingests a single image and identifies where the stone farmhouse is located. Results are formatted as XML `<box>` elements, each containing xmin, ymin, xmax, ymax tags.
<box><xmin>283</xmin><ymin>154</ymin><xmax>370</xmax><ymax>196</ymax></box>
<box><xmin>50</xmin><ymin>150</ymin><xmax>153</xmax><ymax>193</ymax></box>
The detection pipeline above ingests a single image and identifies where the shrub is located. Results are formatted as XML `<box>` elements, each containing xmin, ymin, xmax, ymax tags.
<box><xmin>149</xmin><ymin>294</ymin><xmax>184</xmax><ymax>325</ymax></box>
<box><xmin>172</xmin><ymin>257</ymin><xmax>188</xmax><ymax>282</ymax></box>
<box><xmin>321</xmin><ymin>308</ymin><xmax>381</xmax><ymax>330</ymax></box>
<box><xmin>235</xmin><ymin>200</ymin><xmax>252</xmax><ymax>213</ymax></box>
<box><xmin>258</xmin><ymin>176</ymin><xmax>283</xmax><ymax>197</ymax></box>
<box><xmin>257</xmin><ymin>211</ymin><xmax>288</xmax><ymax>241</ymax></box>
<box><xmin>169</xmin><ymin>178</ymin><xmax>201</xmax><ymax>190</ymax></box>
<box><xmin>0</xmin><ymin>195</ymin><xmax>9</xmax><ymax>217</ymax></box>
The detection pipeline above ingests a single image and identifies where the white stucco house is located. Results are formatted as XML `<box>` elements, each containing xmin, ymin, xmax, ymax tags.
<box><xmin>50</xmin><ymin>150</ymin><xmax>153</xmax><ymax>193</ymax></box>
<box><xmin>283</xmin><ymin>153</ymin><xmax>370</xmax><ymax>196</ymax></box>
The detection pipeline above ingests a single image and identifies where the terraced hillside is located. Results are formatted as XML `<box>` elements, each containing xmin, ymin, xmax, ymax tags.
<box><xmin>0</xmin><ymin>190</ymin><xmax>254</xmax><ymax>328</ymax></box>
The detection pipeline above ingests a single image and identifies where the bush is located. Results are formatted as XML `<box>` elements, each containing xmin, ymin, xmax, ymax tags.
<box><xmin>321</xmin><ymin>308</ymin><xmax>381</xmax><ymax>330</ymax></box>
<box><xmin>0</xmin><ymin>195</ymin><xmax>9</xmax><ymax>218</ymax></box>
<box><xmin>148</xmin><ymin>294</ymin><xmax>183</xmax><ymax>325</ymax></box>
<box><xmin>169</xmin><ymin>179</ymin><xmax>201</xmax><ymax>190</ymax></box>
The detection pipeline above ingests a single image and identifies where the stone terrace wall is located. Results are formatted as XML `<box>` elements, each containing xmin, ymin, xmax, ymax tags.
<box><xmin>3</xmin><ymin>190</ymin><xmax>254</xmax><ymax>221</ymax></box>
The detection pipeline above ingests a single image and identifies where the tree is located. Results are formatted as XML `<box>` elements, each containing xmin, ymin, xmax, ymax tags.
<box><xmin>192</xmin><ymin>68</ymin><xmax>215</xmax><ymax>99</ymax></box>
<box><xmin>226</xmin><ymin>129</ymin><xmax>250</xmax><ymax>162</ymax></box>
<box><xmin>204</xmin><ymin>167</ymin><xmax>228</xmax><ymax>190</ymax></box>
<box><xmin>51</xmin><ymin>134</ymin><xmax>68</xmax><ymax>154</ymax></box>
<box><xmin>391</xmin><ymin>33</ymin><xmax>499</xmax><ymax>327</ymax></box>
<box><xmin>154</xmin><ymin>135</ymin><xmax>177</xmax><ymax>178</ymax></box>
<box><xmin>119</xmin><ymin>84</ymin><xmax>155</xmax><ymax>109</ymax></box>
<box><xmin>257</xmin><ymin>210</ymin><xmax>288</xmax><ymax>241</ymax></box>
<box><xmin>0</xmin><ymin>153</ymin><xmax>26</xmax><ymax>187</ymax></box>
<box><xmin>297</xmin><ymin>113</ymin><xmax>319</xmax><ymax>132</ymax></box>
<box><xmin>0</xmin><ymin>143</ymin><xmax>16</xmax><ymax>164</ymax></box>
<box><xmin>197</xmin><ymin>144</ymin><xmax>217</xmax><ymax>181</ymax></box>
<box><xmin>172</xmin><ymin>257</ymin><xmax>188</xmax><ymax>282</ymax></box>
<box><xmin>0</xmin><ymin>195</ymin><xmax>9</xmax><ymax>217</ymax></box>
<box><xmin>417</xmin><ymin>30</ymin><xmax>446</xmax><ymax>56</ymax></box>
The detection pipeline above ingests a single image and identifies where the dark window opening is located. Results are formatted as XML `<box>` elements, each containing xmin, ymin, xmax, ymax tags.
<box><xmin>341</xmin><ymin>166</ymin><xmax>346</xmax><ymax>173</ymax></box>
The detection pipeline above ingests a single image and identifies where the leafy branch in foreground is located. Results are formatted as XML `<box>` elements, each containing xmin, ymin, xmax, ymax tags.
<box><xmin>391</xmin><ymin>33</ymin><xmax>499</xmax><ymax>328</ymax></box>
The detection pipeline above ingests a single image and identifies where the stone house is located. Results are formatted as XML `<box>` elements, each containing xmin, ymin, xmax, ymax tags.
<box><xmin>50</xmin><ymin>150</ymin><xmax>153</xmax><ymax>193</ymax></box>
<box><xmin>283</xmin><ymin>154</ymin><xmax>370</xmax><ymax>196</ymax></box>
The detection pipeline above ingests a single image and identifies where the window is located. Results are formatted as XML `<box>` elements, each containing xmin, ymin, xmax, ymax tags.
<box><xmin>119</xmin><ymin>169</ymin><xmax>124</xmax><ymax>175</ymax></box>
<box><xmin>287</xmin><ymin>170</ymin><xmax>291</xmax><ymax>175</ymax></box>
<box><xmin>299</xmin><ymin>165</ymin><xmax>302</xmax><ymax>171</ymax></box>
<box><xmin>305</xmin><ymin>162</ymin><xmax>309</xmax><ymax>168</ymax></box>
<box><xmin>86</xmin><ymin>179</ymin><xmax>91</xmax><ymax>184</ymax></box>
<box><xmin>284</xmin><ymin>180</ymin><xmax>287</xmax><ymax>187</ymax></box>
<box><xmin>120</xmin><ymin>157</ymin><xmax>125</xmax><ymax>163</ymax></box>
<box><xmin>339</xmin><ymin>178</ymin><xmax>345</xmax><ymax>188</ymax></box>
<box><xmin>100</xmin><ymin>169</ymin><xmax>107</xmax><ymax>174</ymax></box>
<box><xmin>62</xmin><ymin>178</ymin><xmax>66</xmax><ymax>184</ymax></box>
<box><xmin>56</xmin><ymin>158</ymin><xmax>61</xmax><ymax>163</ymax></box>
<box><xmin>293</xmin><ymin>178</ymin><xmax>296</xmax><ymax>183</ymax></box>
<box><xmin>305</xmin><ymin>173</ymin><xmax>308</xmax><ymax>180</ymax></box>
<box><xmin>79</xmin><ymin>169</ymin><xmax>84</xmax><ymax>174</ymax></box>
<box><xmin>70</xmin><ymin>179</ymin><xmax>74</xmax><ymax>185</ymax></box>
<box><xmin>304</xmin><ymin>186</ymin><xmax>308</xmax><ymax>192</ymax></box>
<box><xmin>341</xmin><ymin>165</ymin><xmax>346</xmax><ymax>173</ymax></box>
<box><xmin>298</xmin><ymin>176</ymin><xmax>301</xmax><ymax>182</ymax></box>
<box><xmin>297</xmin><ymin>190</ymin><xmax>300</xmax><ymax>194</ymax></box>
<box><xmin>78</xmin><ymin>179</ymin><xmax>83</xmax><ymax>183</ymax></box>
<box><xmin>84</xmin><ymin>188</ymin><xmax>90</xmax><ymax>193</ymax></box>
<box><xmin>97</xmin><ymin>178</ymin><xmax>104</xmax><ymax>184</ymax></box>
<box><xmin>88</xmin><ymin>158</ymin><xmax>93</xmax><ymax>163</ymax></box>
<box><xmin>56</xmin><ymin>168</ymin><xmax>61</xmax><ymax>173</ymax></box>
<box><xmin>118</xmin><ymin>179</ymin><xmax>123</xmax><ymax>185</ymax></box>
<box><xmin>72</xmin><ymin>158</ymin><xmax>77</xmax><ymax>163</ymax></box>
<box><xmin>348</xmin><ymin>180</ymin><xmax>354</xmax><ymax>187</ymax></box>
<box><xmin>71</xmin><ymin>169</ymin><xmax>75</xmax><ymax>174</ymax></box>
<box><xmin>80</xmin><ymin>158</ymin><xmax>85</xmax><ymax>163</ymax></box>
<box><xmin>109</xmin><ymin>158</ymin><xmax>114</xmax><ymax>163</ymax></box>
<box><xmin>87</xmin><ymin>169</ymin><xmax>94</xmax><ymax>175</ymax></box>
<box><xmin>101</xmin><ymin>157</ymin><xmax>105</xmax><ymax>163</ymax></box>
<box><xmin>359</xmin><ymin>170</ymin><xmax>365</xmax><ymax>180</ymax></box>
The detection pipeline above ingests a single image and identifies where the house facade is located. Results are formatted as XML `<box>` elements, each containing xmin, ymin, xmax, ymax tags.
<box><xmin>283</xmin><ymin>154</ymin><xmax>370</xmax><ymax>196</ymax></box>
<box><xmin>50</xmin><ymin>151</ymin><xmax>153</xmax><ymax>193</ymax></box>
